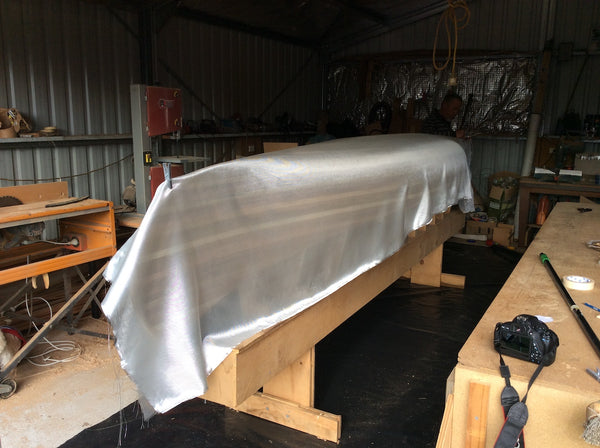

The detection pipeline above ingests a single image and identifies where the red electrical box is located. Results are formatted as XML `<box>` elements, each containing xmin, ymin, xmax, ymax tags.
<box><xmin>146</xmin><ymin>86</ymin><xmax>183</xmax><ymax>136</ymax></box>
<box><xmin>150</xmin><ymin>164</ymin><xmax>185</xmax><ymax>198</ymax></box>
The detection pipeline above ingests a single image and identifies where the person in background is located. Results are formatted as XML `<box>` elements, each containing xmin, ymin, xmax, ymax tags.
<box><xmin>422</xmin><ymin>92</ymin><xmax>465</xmax><ymax>138</ymax></box>
<box><xmin>306</xmin><ymin>110</ymin><xmax>335</xmax><ymax>144</ymax></box>
<box><xmin>424</xmin><ymin>91</ymin><xmax>483</xmax><ymax>208</ymax></box>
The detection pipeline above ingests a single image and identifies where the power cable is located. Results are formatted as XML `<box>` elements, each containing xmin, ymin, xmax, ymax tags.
<box><xmin>0</xmin><ymin>153</ymin><xmax>132</xmax><ymax>183</ymax></box>
<box><xmin>15</xmin><ymin>296</ymin><xmax>82</xmax><ymax>367</ymax></box>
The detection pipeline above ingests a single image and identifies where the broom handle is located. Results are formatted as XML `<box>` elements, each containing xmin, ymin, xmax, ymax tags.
<box><xmin>540</xmin><ymin>253</ymin><xmax>600</xmax><ymax>360</ymax></box>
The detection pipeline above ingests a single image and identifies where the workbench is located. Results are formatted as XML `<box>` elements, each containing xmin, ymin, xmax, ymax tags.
<box><xmin>0</xmin><ymin>182</ymin><xmax>116</xmax><ymax>286</ymax></box>
<box><xmin>517</xmin><ymin>176</ymin><xmax>600</xmax><ymax>246</ymax></box>
<box><xmin>0</xmin><ymin>182</ymin><xmax>116</xmax><ymax>394</ymax></box>
<box><xmin>437</xmin><ymin>202</ymin><xmax>600</xmax><ymax>447</ymax></box>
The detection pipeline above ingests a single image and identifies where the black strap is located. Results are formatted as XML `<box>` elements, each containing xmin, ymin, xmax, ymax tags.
<box><xmin>495</xmin><ymin>354</ymin><xmax>547</xmax><ymax>448</ymax></box>
<box><xmin>521</xmin><ymin>361</ymin><xmax>545</xmax><ymax>404</ymax></box>
<box><xmin>495</xmin><ymin>402</ymin><xmax>528</xmax><ymax>448</ymax></box>
<box><xmin>499</xmin><ymin>355</ymin><xmax>520</xmax><ymax>416</ymax></box>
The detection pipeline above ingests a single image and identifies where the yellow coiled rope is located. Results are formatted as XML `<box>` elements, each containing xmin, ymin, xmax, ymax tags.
<box><xmin>433</xmin><ymin>0</ymin><xmax>471</xmax><ymax>85</ymax></box>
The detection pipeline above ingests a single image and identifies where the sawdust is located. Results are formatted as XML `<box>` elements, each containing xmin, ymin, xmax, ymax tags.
<box><xmin>16</xmin><ymin>317</ymin><xmax>116</xmax><ymax>381</ymax></box>
<box><xmin>1</xmin><ymin>316</ymin><xmax>138</xmax><ymax>448</ymax></box>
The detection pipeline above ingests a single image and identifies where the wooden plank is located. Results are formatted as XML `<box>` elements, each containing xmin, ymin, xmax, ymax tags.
<box><xmin>410</xmin><ymin>244</ymin><xmax>443</xmax><ymax>287</ymax></box>
<box><xmin>465</xmin><ymin>382</ymin><xmax>489</xmax><ymax>448</ymax></box>
<box><xmin>262</xmin><ymin>348</ymin><xmax>315</xmax><ymax>407</ymax></box>
<box><xmin>236</xmin><ymin>392</ymin><xmax>341</xmax><ymax>443</ymax></box>
<box><xmin>0</xmin><ymin>242</ymin><xmax>62</xmax><ymax>270</ymax></box>
<box><xmin>0</xmin><ymin>182</ymin><xmax>68</xmax><ymax>203</ymax></box>
<box><xmin>441</xmin><ymin>273</ymin><xmax>466</xmax><ymax>289</ymax></box>
<box><xmin>202</xmin><ymin>208</ymin><xmax>464</xmax><ymax>408</ymax></box>
<box><xmin>0</xmin><ymin>199</ymin><xmax>111</xmax><ymax>227</ymax></box>
<box><xmin>263</xmin><ymin>142</ymin><xmax>298</xmax><ymax>153</ymax></box>
<box><xmin>0</xmin><ymin>247</ymin><xmax>115</xmax><ymax>286</ymax></box>
<box><xmin>436</xmin><ymin>393</ymin><xmax>454</xmax><ymax>448</ymax></box>
<box><xmin>115</xmin><ymin>212</ymin><xmax>144</xmax><ymax>228</ymax></box>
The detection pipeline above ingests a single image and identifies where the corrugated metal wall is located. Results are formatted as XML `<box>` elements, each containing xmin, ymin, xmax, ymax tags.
<box><xmin>1</xmin><ymin>0</ymin><xmax>599</xmax><ymax>205</ymax></box>
<box><xmin>157</xmin><ymin>17</ymin><xmax>320</xmax><ymax>123</ymax></box>
<box><xmin>0</xmin><ymin>1</ymin><xmax>139</xmax><ymax>204</ymax></box>
<box><xmin>153</xmin><ymin>15</ymin><xmax>321</xmax><ymax>172</ymax></box>
<box><xmin>545</xmin><ymin>0</ymin><xmax>600</xmax><ymax>137</ymax></box>
<box><xmin>0</xmin><ymin>0</ymin><xmax>322</xmax><ymax>205</ymax></box>
<box><xmin>470</xmin><ymin>137</ymin><xmax>526</xmax><ymax>197</ymax></box>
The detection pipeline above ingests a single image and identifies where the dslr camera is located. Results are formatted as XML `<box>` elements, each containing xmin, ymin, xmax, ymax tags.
<box><xmin>494</xmin><ymin>314</ymin><xmax>559</xmax><ymax>365</ymax></box>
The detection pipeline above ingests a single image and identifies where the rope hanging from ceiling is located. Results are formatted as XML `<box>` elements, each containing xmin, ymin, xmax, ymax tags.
<box><xmin>432</xmin><ymin>0</ymin><xmax>471</xmax><ymax>87</ymax></box>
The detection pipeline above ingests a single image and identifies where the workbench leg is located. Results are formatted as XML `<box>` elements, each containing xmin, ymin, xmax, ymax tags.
<box><xmin>63</xmin><ymin>268</ymin><xmax>73</xmax><ymax>325</ymax></box>
<box><xmin>236</xmin><ymin>347</ymin><xmax>342</xmax><ymax>442</ymax></box>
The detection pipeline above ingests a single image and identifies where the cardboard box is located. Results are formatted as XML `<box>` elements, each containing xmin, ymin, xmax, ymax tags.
<box><xmin>234</xmin><ymin>136</ymin><xmax>263</xmax><ymax>158</ymax></box>
<box><xmin>464</xmin><ymin>220</ymin><xmax>515</xmax><ymax>247</ymax></box>
<box><xmin>465</xmin><ymin>220</ymin><xmax>495</xmax><ymax>238</ymax></box>
<box><xmin>489</xmin><ymin>185</ymin><xmax>517</xmax><ymax>202</ymax></box>
<box><xmin>487</xmin><ymin>199</ymin><xmax>516</xmax><ymax>222</ymax></box>
<box><xmin>487</xmin><ymin>171</ymin><xmax>520</xmax><ymax>222</ymax></box>
<box><xmin>488</xmin><ymin>171</ymin><xmax>519</xmax><ymax>202</ymax></box>
<box><xmin>493</xmin><ymin>223</ymin><xmax>515</xmax><ymax>247</ymax></box>
<box><xmin>575</xmin><ymin>155</ymin><xmax>600</xmax><ymax>175</ymax></box>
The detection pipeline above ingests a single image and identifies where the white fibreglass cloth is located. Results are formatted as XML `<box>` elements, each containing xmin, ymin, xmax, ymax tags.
<box><xmin>102</xmin><ymin>133</ymin><xmax>473</xmax><ymax>414</ymax></box>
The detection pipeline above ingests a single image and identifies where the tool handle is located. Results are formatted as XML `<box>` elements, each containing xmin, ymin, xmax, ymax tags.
<box><xmin>540</xmin><ymin>253</ymin><xmax>600</xmax><ymax>360</ymax></box>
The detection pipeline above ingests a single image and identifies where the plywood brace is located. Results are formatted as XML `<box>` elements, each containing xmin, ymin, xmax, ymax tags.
<box><xmin>237</xmin><ymin>392</ymin><xmax>342</xmax><ymax>443</ymax></box>
<box><xmin>237</xmin><ymin>347</ymin><xmax>342</xmax><ymax>442</ymax></box>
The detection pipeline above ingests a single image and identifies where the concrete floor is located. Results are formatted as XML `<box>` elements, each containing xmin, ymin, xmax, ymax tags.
<box><xmin>0</xmin><ymin>318</ymin><xmax>139</xmax><ymax>448</ymax></box>
<box><xmin>3</xmin><ymin>240</ymin><xmax>521</xmax><ymax>448</ymax></box>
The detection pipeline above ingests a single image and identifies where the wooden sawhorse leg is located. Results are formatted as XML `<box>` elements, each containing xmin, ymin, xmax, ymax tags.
<box><xmin>408</xmin><ymin>244</ymin><xmax>465</xmax><ymax>288</ymax></box>
<box><xmin>236</xmin><ymin>347</ymin><xmax>342</xmax><ymax>442</ymax></box>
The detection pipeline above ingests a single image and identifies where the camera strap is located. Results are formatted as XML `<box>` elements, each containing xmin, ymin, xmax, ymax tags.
<box><xmin>494</xmin><ymin>354</ymin><xmax>546</xmax><ymax>448</ymax></box>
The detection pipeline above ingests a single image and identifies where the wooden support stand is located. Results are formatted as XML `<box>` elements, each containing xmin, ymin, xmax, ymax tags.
<box><xmin>200</xmin><ymin>207</ymin><xmax>465</xmax><ymax>442</ymax></box>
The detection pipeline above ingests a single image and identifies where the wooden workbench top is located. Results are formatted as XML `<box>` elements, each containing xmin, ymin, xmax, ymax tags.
<box><xmin>0</xmin><ymin>198</ymin><xmax>111</xmax><ymax>228</ymax></box>
<box><xmin>458</xmin><ymin>202</ymin><xmax>600</xmax><ymax>396</ymax></box>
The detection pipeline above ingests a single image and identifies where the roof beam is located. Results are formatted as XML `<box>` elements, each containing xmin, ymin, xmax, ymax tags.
<box><xmin>324</xmin><ymin>1</ymin><xmax>451</xmax><ymax>53</ymax></box>
<box><xmin>173</xmin><ymin>5</ymin><xmax>318</xmax><ymax>49</ymax></box>
<box><xmin>330</xmin><ymin>0</ymin><xmax>388</xmax><ymax>26</ymax></box>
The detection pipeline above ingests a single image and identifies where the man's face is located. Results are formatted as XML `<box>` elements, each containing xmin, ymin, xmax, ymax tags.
<box><xmin>440</xmin><ymin>99</ymin><xmax>462</xmax><ymax>121</ymax></box>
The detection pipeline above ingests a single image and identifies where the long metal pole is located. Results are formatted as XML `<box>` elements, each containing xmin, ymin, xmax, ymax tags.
<box><xmin>540</xmin><ymin>253</ymin><xmax>600</xmax><ymax>360</ymax></box>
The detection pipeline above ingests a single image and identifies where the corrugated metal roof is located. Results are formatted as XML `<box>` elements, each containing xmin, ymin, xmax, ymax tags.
<box><xmin>79</xmin><ymin>0</ymin><xmax>453</xmax><ymax>49</ymax></box>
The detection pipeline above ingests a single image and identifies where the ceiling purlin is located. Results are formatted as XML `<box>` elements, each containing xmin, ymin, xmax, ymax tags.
<box><xmin>332</xmin><ymin>0</ymin><xmax>389</xmax><ymax>27</ymax></box>
<box><xmin>94</xmin><ymin>0</ymin><xmax>456</xmax><ymax>52</ymax></box>
<box><xmin>324</xmin><ymin>1</ymin><xmax>452</xmax><ymax>52</ymax></box>
<box><xmin>173</xmin><ymin>4</ymin><xmax>320</xmax><ymax>49</ymax></box>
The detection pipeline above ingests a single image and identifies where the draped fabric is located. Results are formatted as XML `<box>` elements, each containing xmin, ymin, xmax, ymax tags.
<box><xmin>102</xmin><ymin>133</ymin><xmax>473</xmax><ymax>414</ymax></box>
